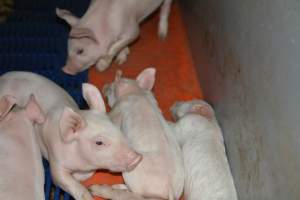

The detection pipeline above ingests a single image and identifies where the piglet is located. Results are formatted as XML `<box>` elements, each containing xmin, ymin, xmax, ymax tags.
<box><xmin>93</xmin><ymin>68</ymin><xmax>184</xmax><ymax>200</ymax></box>
<box><xmin>170</xmin><ymin>100</ymin><xmax>238</xmax><ymax>200</ymax></box>
<box><xmin>56</xmin><ymin>0</ymin><xmax>173</xmax><ymax>75</ymax></box>
<box><xmin>0</xmin><ymin>95</ymin><xmax>45</xmax><ymax>200</ymax></box>
<box><xmin>0</xmin><ymin>71</ymin><xmax>142</xmax><ymax>200</ymax></box>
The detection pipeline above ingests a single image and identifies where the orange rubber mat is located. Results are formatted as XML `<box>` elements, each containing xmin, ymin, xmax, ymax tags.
<box><xmin>84</xmin><ymin>2</ymin><xmax>203</xmax><ymax>200</ymax></box>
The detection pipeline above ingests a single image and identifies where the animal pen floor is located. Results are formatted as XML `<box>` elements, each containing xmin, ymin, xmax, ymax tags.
<box><xmin>86</xmin><ymin>2</ymin><xmax>203</xmax><ymax>200</ymax></box>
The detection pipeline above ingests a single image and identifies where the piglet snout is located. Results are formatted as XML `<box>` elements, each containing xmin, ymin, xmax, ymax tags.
<box><xmin>126</xmin><ymin>152</ymin><xmax>142</xmax><ymax>172</ymax></box>
<box><xmin>62</xmin><ymin>65</ymin><xmax>78</xmax><ymax>75</ymax></box>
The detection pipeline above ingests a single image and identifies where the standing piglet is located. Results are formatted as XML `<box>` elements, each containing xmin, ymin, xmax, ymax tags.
<box><xmin>170</xmin><ymin>100</ymin><xmax>238</xmax><ymax>200</ymax></box>
<box><xmin>0</xmin><ymin>95</ymin><xmax>45</xmax><ymax>200</ymax></box>
<box><xmin>56</xmin><ymin>0</ymin><xmax>173</xmax><ymax>75</ymax></box>
<box><xmin>0</xmin><ymin>71</ymin><xmax>142</xmax><ymax>200</ymax></box>
<box><xmin>90</xmin><ymin>68</ymin><xmax>184</xmax><ymax>200</ymax></box>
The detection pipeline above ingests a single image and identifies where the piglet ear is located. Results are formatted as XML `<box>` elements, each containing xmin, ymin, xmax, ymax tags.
<box><xmin>69</xmin><ymin>28</ymin><xmax>98</xmax><ymax>43</ymax></box>
<box><xmin>82</xmin><ymin>83</ymin><xmax>106</xmax><ymax>113</ymax></box>
<box><xmin>136</xmin><ymin>68</ymin><xmax>156</xmax><ymax>90</ymax></box>
<box><xmin>59</xmin><ymin>107</ymin><xmax>86</xmax><ymax>143</ymax></box>
<box><xmin>0</xmin><ymin>95</ymin><xmax>16</xmax><ymax>121</ymax></box>
<box><xmin>191</xmin><ymin>103</ymin><xmax>214</xmax><ymax>120</ymax></box>
<box><xmin>56</xmin><ymin>8</ymin><xmax>79</xmax><ymax>27</ymax></box>
<box><xmin>25</xmin><ymin>95</ymin><xmax>45</xmax><ymax>124</ymax></box>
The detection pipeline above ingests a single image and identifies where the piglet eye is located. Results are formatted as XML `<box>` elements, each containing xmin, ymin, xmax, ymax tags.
<box><xmin>77</xmin><ymin>49</ymin><xmax>84</xmax><ymax>55</ymax></box>
<box><xmin>96</xmin><ymin>141</ymin><xmax>103</xmax><ymax>146</ymax></box>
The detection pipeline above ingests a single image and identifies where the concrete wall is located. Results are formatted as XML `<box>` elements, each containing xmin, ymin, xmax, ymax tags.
<box><xmin>180</xmin><ymin>0</ymin><xmax>300</xmax><ymax>199</ymax></box>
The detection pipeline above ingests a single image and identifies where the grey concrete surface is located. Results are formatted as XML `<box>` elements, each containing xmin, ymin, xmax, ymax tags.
<box><xmin>180</xmin><ymin>0</ymin><xmax>300</xmax><ymax>199</ymax></box>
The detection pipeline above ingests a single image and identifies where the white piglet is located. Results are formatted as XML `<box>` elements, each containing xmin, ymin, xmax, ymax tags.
<box><xmin>170</xmin><ymin>100</ymin><xmax>238</xmax><ymax>200</ymax></box>
<box><xmin>56</xmin><ymin>0</ymin><xmax>173</xmax><ymax>75</ymax></box>
<box><xmin>90</xmin><ymin>68</ymin><xmax>184</xmax><ymax>200</ymax></box>
<box><xmin>0</xmin><ymin>95</ymin><xmax>45</xmax><ymax>200</ymax></box>
<box><xmin>0</xmin><ymin>71</ymin><xmax>142</xmax><ymax>200</ymax></box>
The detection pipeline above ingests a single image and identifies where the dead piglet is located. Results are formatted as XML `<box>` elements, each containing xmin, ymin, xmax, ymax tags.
<box><xmin>56</xmin><ymin>0</ymin><xmax>173</xmax><ymax>75</ymax></box>
<box><xmin>170</xmin><ymin>100</ymin><xmax>238</xmax><ymax>200</ymax></box>
<box><xmin>0</xmin><ymin>72</ymin><xmax>142</xmax><ymax>200</ymax></box>
<box><xmin>0</xmin><ymin>95</ymin><xmax>45</xmax><ymax>200</ymax></box>
<box><xmin>102</xmin><ymin>68</ymin><xmax>184</xmax><ymax>200</ymax></box>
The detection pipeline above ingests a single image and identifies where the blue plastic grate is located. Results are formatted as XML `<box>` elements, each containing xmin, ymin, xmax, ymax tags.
<box><xmin>0</xmin><ymin>0</ymin><xmax>91</xmax><ymax>199</ymax></box>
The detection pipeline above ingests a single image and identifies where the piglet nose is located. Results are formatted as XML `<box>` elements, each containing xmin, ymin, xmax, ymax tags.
<box><xmin>62</xmin><ymin>65</ymin><xmax>78</xmax><ymax>75</ymax></box>
<box><xmin>126</xmin><ymin>153</ymin><xmax>142</xmax><ymax>172</ymax></box>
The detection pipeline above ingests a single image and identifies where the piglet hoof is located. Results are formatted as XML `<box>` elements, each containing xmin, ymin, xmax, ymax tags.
<box><xmin>158</xmin><ymin>25</ymin><xmax>168</xmax><ymax>41</ymax></box>
<box><xmin>82</xmin><ymin>191</ymin><xmax>94</xmax><ymax>200</ymax></box>
<box><xmin>89</xmin><ymin>184</ymin><xmax>107</xmax><ymax>195</ymax></box>
<box><xmin>89</xmin><ymin>184</ymin><xmax>115</xmax><ymax>199</ymax></box>
<box><xmin>111</xmin><ymin>184</ymin><xmax>128</xmax><ymax>190</ymax></box>
<box><xmin>115</xmin><ymin>47</ymin><xmax>130</xmax><ymax>65</ymax></box>
<box><xmin>158</xmin><ymin>22</ymin><xmax>168</xmax><ymax>40</ymax></box>
<box><xmin>95</xmin><ymin>57</ymin><xmax>112</xmax><ymax>72</ymax></box>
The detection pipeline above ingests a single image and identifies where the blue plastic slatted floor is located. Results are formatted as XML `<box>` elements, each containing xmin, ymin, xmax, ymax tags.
<box><xmin>0</xmin><ymin>0</ymin><xmax>91</xmax><ymax>199</ymax></box>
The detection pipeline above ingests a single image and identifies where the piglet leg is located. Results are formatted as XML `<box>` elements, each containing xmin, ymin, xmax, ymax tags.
<box><xmin>108</xmin><ymin>28</ymin><xmax>139</xmax><ymax>57</ymax></box>
<box><xmin>51</xmin><ymin>164</ymin><xmax>93</xmax><ymax>200</ymax></box>
<box><xmin>115</xmin><ymin>47</ymin><xmax>130</xmax><ymax>65</ymax></box>
<box><xmin>73</xmin><ymin>171</ymin><xmax>95</xmax><ymax>181</ymax></box>
<box><xmin>95</xmin><ymin>56</ymin><xmax>113</xmax><ymax>72</ymax></box>
<box><xmin>89</xmin><ymin>185</ymin><xmax>163</xmax><ymax>200</ymax></box>
<box><xmin>90</xmin><ymin>185</ymin><xmax>122</xmax><ymax>199</ymax></box>
<box><xmin>96</xmin><ymin>28</ymin><xmax>138</xmax><ymax>72</ymax></box>
<box><xmin>158</xmin><ymin>0</ymin><xmax>172</xmax><ymax>39</ymax></box>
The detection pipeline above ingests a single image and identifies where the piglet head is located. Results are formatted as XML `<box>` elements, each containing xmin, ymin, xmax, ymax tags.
<box><xmin>59</xmin><ymin>83</ymin><xmax>142</xmax><ymax>172</ymax></box>
<box><xmin>170</xmin><ymin>100</ymin><xmax>215</xmax><ymax>121</ymax></box>
<box><xmin>56</xmin><ymin>8</ymin><xmax>101</xmax><ymax>75</ymax></box>
<box><xmin>103</xmin><ymin>68</ymin><xmax>156</xmax><ymax>107</ymax></box>
<box><xmin>63</xmin><ymin>29</ymin><xmax>101</xmax><ymax>75</ymax></box>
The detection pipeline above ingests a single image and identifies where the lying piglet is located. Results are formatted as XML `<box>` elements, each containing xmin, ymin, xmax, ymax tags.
<box><xmin>170</xmin><ymin>100</ymin><xmax>238</xmax><ymax>200</ymax></box>
<box><xmin>0</xmin><ymin>95</ymin><xmax>45</xmax><ymax>200</ymax></box>
<box><xmin>97</xmin><ymin>68</ymin><xmax>184</xmax><ymax>200</ymax></box>
<box><xmin>56</xmin><ymin>0</ymin><xmax>173</xmax><ymax>75</ymax></box>
<box><xmin>0</xmin><ymin>71</ymin><xmax>142</xmax><ymax>200</ymax></box>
